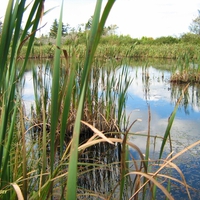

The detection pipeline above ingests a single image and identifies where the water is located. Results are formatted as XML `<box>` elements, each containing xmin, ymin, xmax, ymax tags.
<box><xmin>22</xmin><ymin>59</ymin><xmax>200</xmax><ymax>199</ymax></box>
<box><xmin>125</xmin><ymin>65</ymin><xmax>200</xmax><ymax>199</ymax></box>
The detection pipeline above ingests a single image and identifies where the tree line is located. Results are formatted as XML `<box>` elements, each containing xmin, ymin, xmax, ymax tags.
<box><xmin>49</xmin><ymin>16</ymin><xmax>119</xmax><ymax>38</ymax></box>
<box><xmin>1</xmin><ymin>10</ymin><xmax>200</xmax><ymax>45</ymax></box>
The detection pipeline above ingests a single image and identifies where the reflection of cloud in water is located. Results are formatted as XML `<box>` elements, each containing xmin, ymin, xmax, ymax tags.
<box><xmin>128</xmin><ymin>66</ymin><xmax>171</xmax><ymax>102</ymax></box>
<box><xmin>127</xmin><ymin>108</ymin><xmax>200</xmax><ymax>156</ymax></box>
<box><xmin>22</xmin><ymin>71</ymin><xmax>35</xmax><ymax>115</ymax></box>
<box><xmin>125</xmin><ymin>65</ymin><xmax>200</xmax><ymax>160</ymax></box>
<box><xmin>22</xmin><ymin>71</ymin><xmax>34</xmax><ymax>100</ymax></box>
<box><xmin>127</xmin><ymin>66</ymin><xmax>200</xmax><ymax>113</ymax></box>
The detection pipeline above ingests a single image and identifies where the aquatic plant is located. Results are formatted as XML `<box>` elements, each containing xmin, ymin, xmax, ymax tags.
<box><xmin>0</xmin><ymin>0</ymin><xmax>46</xmax><ymax>199</ymax></box>
<box><xmin>171</xmin><ymin>53</ymin><xmax>200</xmax><ymax>83</ymax></box>
<box><xmin>0</xmin><ymin>0</ymin><xmax>199</xmax><ymax>199</ymax></box>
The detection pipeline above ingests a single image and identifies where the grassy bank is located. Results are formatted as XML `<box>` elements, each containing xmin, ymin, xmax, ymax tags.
<box><xmin>20</xmin><ymin>43</ymin><xmax>200</xmax><ymax>60</ymax></box>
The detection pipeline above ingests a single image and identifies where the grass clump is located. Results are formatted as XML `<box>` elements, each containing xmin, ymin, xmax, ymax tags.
<box><xmin>171</xmin><ymin>54</ymin><xmax>200</xmax><ymax>83</ymax></box>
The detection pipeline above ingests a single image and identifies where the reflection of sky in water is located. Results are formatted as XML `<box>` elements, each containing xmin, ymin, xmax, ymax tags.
<box><xmin>126</xmin><ymin>66</ymin><xmax>200</xmax><ymax>149</ymax></box>
<box><xmin>22</xmin><ymin>63</ymin><xmax>200</xmax><ymax>198</ymax></box>
<box><xmin>22</xmin><ymin>71</ymin><xmax>34</xmax><ymax>101</ymax></box>
<box><xmin>126</xmin><ymin>66</ymin><xmax>200</xmax><ymax>198</ymax></box>
<box><xmin>21</xmin><ymin>65</ymin><xmax>52</xmax><ymax>115</ymax></box>
<box><xmin>21</xmin><ymin>71</ymin><xmax>35</xmax><ymax>115</ymax></box>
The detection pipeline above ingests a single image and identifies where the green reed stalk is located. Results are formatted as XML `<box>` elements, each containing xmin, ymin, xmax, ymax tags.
<box><xmin>119</xmin><ymin>132</ymin><xmax>129</xmax><ymax>200</ymax></box>
<box><xmin>0</xmin><ymin>1</ymin><xmax>44</xmax><ymax>199</ymax></box>
<box><xmin>50</xmin><ymin>0</ymin><xmax>63</xmax><ymax>175</ymax></box>
<box><xmin>159</xmin><ymin>84</ymin><xmax>189</xmax><ymax>159</ymax></box>
<box><xmin>142</xmin><ymin>104</ymin><xmax>151</xmax><ymax>200</ymax></box>
<box><xmin>18</xmin><ymin>1</ymin><xmax>45</xmax><ymax>78</ymax></box>
<box><xmin>66</xmin><ymin>1</ymin><xmax>115</xmax><ymax>199</ymax></box>
<box><xmin>60</xmin><ymin>51</ymin><xmax>77</xmax><ymax>156</ymax></box>
<box><xmin>41</xmin><ymin>62</ymin><xmax>51</xmax><ymax>186</ymax></box>
<box><xmin>66</xmin><ymin>0</ymin><xmax>103</xmax><ymax>197</ymax></box>
<box><xmin>152</xmin><ymin>84</ymin><xmax>190</xmax><ymax>199</ymax></box>
<box><xmin>117</xmin><ymin>66</ymin><xmax>132</xmax><ymax>128</ymax></box>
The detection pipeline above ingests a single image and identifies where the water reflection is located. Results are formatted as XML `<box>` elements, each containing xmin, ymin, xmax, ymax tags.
<box><xmin>126</xmin><ymin>65</ymin><xmax>200</xmax><ymax>133</ymax></box>
<box><xmin>170</xmin><ymin>83</ymin><xmax>200</xmax><ymax>114</ymax></box>
<box><xmin>78</xmin><ymin>141</ymin><xmax>121</xmax><ymax>199</ymax></box>
<box><xmin>22</xmin><ymin>60</ymin><xmax>200</xmax><ymax>198</ymax></box>
<box><xmin>126</xmin><ymin>65</ymin><xmax>200</xmax><ymax>199</ymax></box>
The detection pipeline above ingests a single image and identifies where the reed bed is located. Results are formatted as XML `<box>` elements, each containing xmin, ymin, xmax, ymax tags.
<box><xmin>19</xmin><ymin>42</ymin><xmax>200</xmax><ymax>60</ymax></box>
<box><xmin>171</xmin><ymin>54</ymin><xmax>200</xmax><ymax>83</ymax></box>
<box><xmin>0</xmin><ymin>0</ymin><xmax>199</xmax><ymax>199</ymax></box>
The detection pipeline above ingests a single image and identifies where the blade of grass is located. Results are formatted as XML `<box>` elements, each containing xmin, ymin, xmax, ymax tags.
<box><xmin>50</xmin><ymin>0</ymin><xmax>63</xmax><ymax>174</ymax></box>
<box><xmin>66</xmin><ymin>2</ymin><xmax>116</xmax><ymax>198</ymax></box>
<box><xmin>131</xmin><ymin>138</ymin><xmax>200</xmax><ymax>199</ymax></box>
<box><xmin>10</xmin><ymin>183</ymin><xmax>24</xmax><ymax>200</ymax></box>
<box><xmin>142</xmin><ymin>104</ymin><xmax>151</xmax><ymax>200</ymax></box>
<box><xmin>152</xmin><ymin>84</ymin><xmax>190</xmax><ymax>199</ymax></box>
<box><xmin>60</xmin><ymin>50</ymin><xmax>77</xmax><ymax>156</ymax></box>
<box><xmin>0</xmin><ymin>0</ymin><xmax>13</xmax><ymax>83</ymax></box>
<box><xmin>119</xmin><ymin>119</ymin><xmax>142</xmax><ymax>200</ymax></box>
<box><xmin>159</xmin><ymin>83</ymin><xmax>190</xmax><ymax>159</ymax></box>
<box><xmin>18</xmin><ymin>0</ymin><xmax>45</xmax><ymax>78</ymax></box>
<box><xmin>128</xmin><ymin>171</ymin><xmax>174</xmax><ymax>200</ymax></box>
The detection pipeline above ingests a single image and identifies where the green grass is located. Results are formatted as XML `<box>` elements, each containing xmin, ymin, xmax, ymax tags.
<box><xmin>19</xmin><ymin>42</ymin><xmax>200</xmax><ymax>60</ymax></box>
<box><xmin>0</xmin><ymin>0</ymin><xmax>199</xmax><ymax>199</ymax></box>
<box><xmin>170</xmin><ymin>52</ymin><xmax>200</xmax><ymax>83</ymax></box>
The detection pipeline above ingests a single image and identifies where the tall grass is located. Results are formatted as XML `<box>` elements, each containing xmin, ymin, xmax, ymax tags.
<box><xmin>0</xmin><ymin>0</ymin><xmax>44</xmax><ymax>199</ymax></box>
<box><xmin>170</xmin><ymin>53</ymin><xmax>200</xmax><ymax>83</ymax></box>
<box><xmin>0</xmin><ymin>0</ymin><xmax>198</xmax><ymax>199</ymax></box>
<box><xmin>19</xmin><ymin>41</ymin><xmax>200</xmax><ymax>60</ymax></box>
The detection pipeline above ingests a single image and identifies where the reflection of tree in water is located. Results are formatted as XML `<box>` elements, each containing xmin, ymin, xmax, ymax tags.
<box><xmin>170</xmin><ymin>83</ymin><xmax>200</xmax><ymax>114</ymax></box>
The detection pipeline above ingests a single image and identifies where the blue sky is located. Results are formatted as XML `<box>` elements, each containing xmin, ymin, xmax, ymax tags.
<box><xmin>1</xmin><ymin>0</ymin><xmax>200</xmax><ymax>38</ymax></box>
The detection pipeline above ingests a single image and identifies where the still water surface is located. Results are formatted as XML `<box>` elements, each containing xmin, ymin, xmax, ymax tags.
<box><xmin>124</xmin><ymin>65</ymin><xmax>200</xmax><ymax>199</ymax></box>
<box><xmin>22</xmin><ymin>60</ymin><xmax>200</xmax><ymax>199</ymax></box>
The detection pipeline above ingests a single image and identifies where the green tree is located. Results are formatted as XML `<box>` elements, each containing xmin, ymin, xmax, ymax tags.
<box><xmin>189</xmin><ymin>10</ymin><xmax>200</xmax><ymax>35</ymax></box>
<box><xmin>49</xmin><ymin>19</ymin><xmax>68</xmax><ymax>38</ymax></box>
<box><xmin>180</xmin><ymin>33</ymin><xmax>200</xmax><ymax>44</ymax></box>
<box><xmin>49</xmin><ymin>19</ymin><xmax>58</xmax><ymax>38</ymax></box>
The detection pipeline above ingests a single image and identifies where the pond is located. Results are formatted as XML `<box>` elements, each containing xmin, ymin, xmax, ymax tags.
<box><xmin>22</xmin><ymin>59</ymin><xmax>200</xmax><ymax>199</ymax></box>
<box><xmin>125</xmin><ymin>65</ymin><xmax>200</xmax><ymax>199</ymax></box>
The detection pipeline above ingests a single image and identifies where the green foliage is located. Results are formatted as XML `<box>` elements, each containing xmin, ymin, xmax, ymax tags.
<box><xmin>154</xmin><ymin>36</ymin><xmax>180</xmax><ymax>45</ymax></box>
<box><xmin>140</xmin><ymin>36</ymin><xmax>154</xmax><ymax>44</ymax></box>
<box><xmin>0</xmin><ymin>0</ymin><xmax>199</xmax><ymax>199</ymax></box>
<box><xmin>49</xmin><ymin>18</ymin><xmax>67</xmax><ymax>38</ymax></box>
<box><xmin>180</xmin><ymin>33</ymin><xmax>200</xmax><ymax>44</ymax></box>
<box><xmin>100</xmin><ymin>34</ymin><xmax>135</xmax><ymax>45</ymax></box>
<box><xmin>49</xmin><ymin>19</ymin><xmax>58</xmax><ymax>38</ymax></box>
<box><xmin>0</xmin><ymin>0</ymin><xmax>45</xmax><ymax>199</ymax></box>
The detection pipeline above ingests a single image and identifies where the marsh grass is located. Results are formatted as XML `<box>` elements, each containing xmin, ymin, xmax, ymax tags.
<box><xmin>171</xmin><ymin>54</ymin><xmax>200</xmax><ymax>83</ymax></box>
<box><xmin>19</xmin><ymin>41</ymin><xmax>200</xmax><ymax>60</ymax></box>
<box><xmin>0</xmin><ymin>0</ymin><xmax>199</xmax><ymax>199</ymax></box>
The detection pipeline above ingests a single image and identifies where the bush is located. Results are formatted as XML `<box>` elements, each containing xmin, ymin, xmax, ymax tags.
<box><xmin>180</xmin><ymin>33</ymin><xmax>200</xmax><ymax>44</ymax></box>
<box><xmin>154</xmin><ymin>36</ymin><xmax>180</xmax><ymax>45</ymax></box>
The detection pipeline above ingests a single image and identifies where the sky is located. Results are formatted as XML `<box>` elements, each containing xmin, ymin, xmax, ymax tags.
<box><xmin>0</xmin><ymin>0</ymin><xmax>200</xmax><ymax>38</ymax></box>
